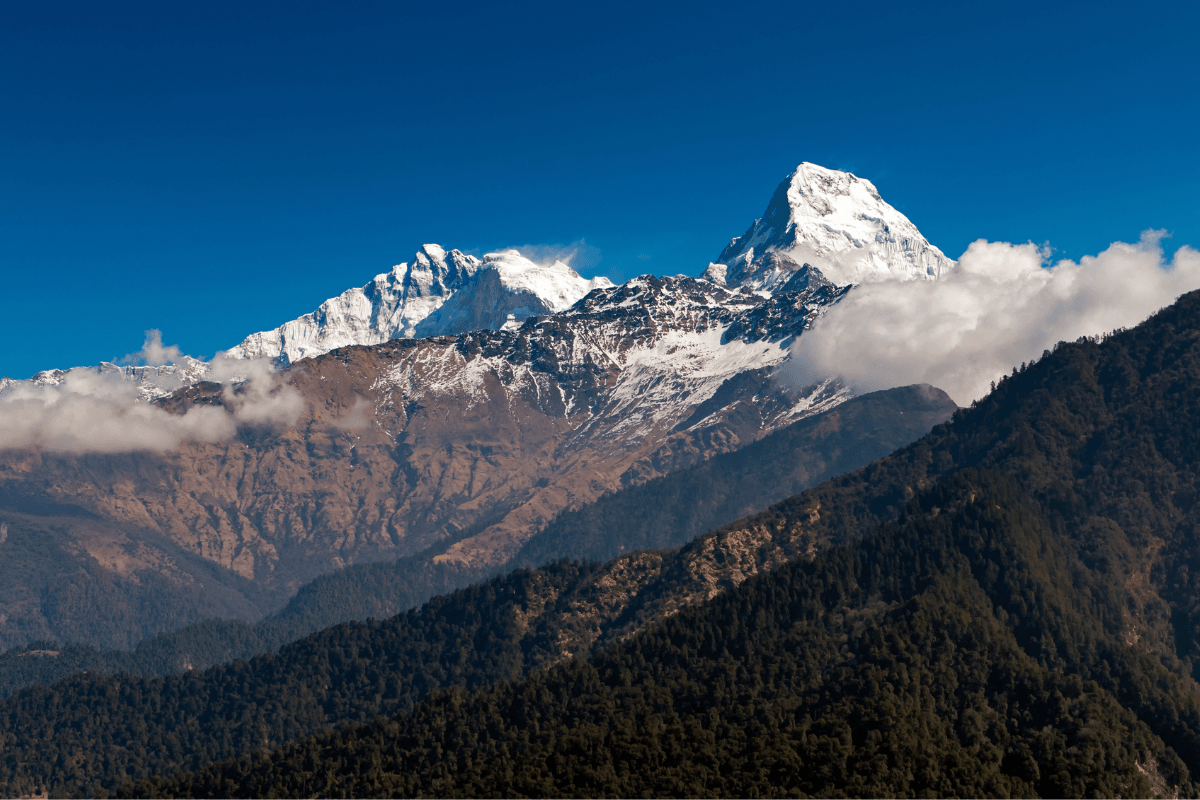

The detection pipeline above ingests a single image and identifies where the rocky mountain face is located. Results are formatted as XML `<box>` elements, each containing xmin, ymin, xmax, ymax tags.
<box><xmin>0</xmin><ymin>384</ymin><xmax>956</xmax><ymax>696</ymax></box>
<box><xmin>703</xmin><ymin>162</ymin><xmax>954</xmax><ymax>291</ymax></box>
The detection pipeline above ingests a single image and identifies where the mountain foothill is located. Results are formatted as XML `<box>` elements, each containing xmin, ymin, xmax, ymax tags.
<box><xmin>2</xmin><ymin>163</ymin><xmax>1198</xmax><ymax>797</ymax></box>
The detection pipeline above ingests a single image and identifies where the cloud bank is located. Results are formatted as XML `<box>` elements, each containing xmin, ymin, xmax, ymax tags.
<box><xmin>0</xmin><ymin>336</ymin><xmax>305</xmax><ymax>454</ymax></box>
<box><xmin>788</xmin><ymin>231</ymin><xmax>1200</xmax><ymax>405</ymax></box>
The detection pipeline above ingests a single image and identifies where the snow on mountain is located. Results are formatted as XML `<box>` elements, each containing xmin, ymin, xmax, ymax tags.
<box><xmin>411</xmin><ymin>250</ymin><xmax>615</xmax><ymax>338</ymax></box>
<box><xmin>4</xmin><ymin>163</ymin><xmax>953</xmax><ymax>412</ymax></box>
<box><xmin>1</xmin><ymin>245</ymin><xmax>614</xmax><ymax>402</ymax></box>
<box><xmin>227</xmin><ymin>245</ymin><xmax>613</xmax><ymax>366</ymax></box>
<box><xmin>703</xmin><ymin>162</ymin><xmax>954</xmax><ymax>292</ymax></box>
<box><xmin>374</xmin><ymin>274</ymin><xmax>853</xmax><ymax>485</ymax></box>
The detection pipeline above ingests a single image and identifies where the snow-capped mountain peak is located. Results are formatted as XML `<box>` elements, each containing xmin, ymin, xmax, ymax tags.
<box><xmin>226</xmin><ymin>245</ymin><xmax>613</xmax><ymax>365</ymax></box>
<box><xmin>703</xmin><ymin>162</ymin><xmax>954</xmax><ymax>292</ymax></box>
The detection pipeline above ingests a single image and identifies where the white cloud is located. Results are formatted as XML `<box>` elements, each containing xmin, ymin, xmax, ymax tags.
<box><xmin>0</xmin><ymin>370</ymin><xmax>236</xmax><ymax>452</ymax></box>
<box><xmin>331</xmin><ymin>396</ymin><xmax>374</xmax><ymax>431</ymax></box>
<box><xmin>787</xmin><ymin>231</ymin><xmax>1200</xmax><ymax>405</ymax></box>
<box><xmin>0</xmin><ymin>346</ymin><xmax>306</xmax><ymax>454</ymax></box>
<box><xmin>222</xmin><ymin>370</ymin><xmax>306</xmax><ymax>428</ymax></box>
<box><xmin>121</xmin><ymin>329</ymin><xmax>183</xmax><ymax>366</ymax></box>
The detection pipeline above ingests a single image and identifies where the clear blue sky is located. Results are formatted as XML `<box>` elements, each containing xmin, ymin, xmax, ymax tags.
<box><xmin>3</xmin><ymin>0</ymin><xmax>1197</xmax><ymax>379</ymax></box>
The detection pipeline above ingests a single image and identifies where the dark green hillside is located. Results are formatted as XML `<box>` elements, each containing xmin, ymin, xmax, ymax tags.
<box><xmin>0</xmin><ymin>561</ymin><xmax>603</xmax><ymax>798</ymax></box>
<box><xmin>0</xmin><ymin>383</ymin><xmax>953</xmax><ymax>697</ymax></box>
<box><xmin>749</xmin><ymin>291</ymin><xmax>1200</xmax><ymax>683</ymax></box>
<box><xmin>131</xmin><ymin>473</ymin><xmax>1200</xmax><ymax>798</ymax></box>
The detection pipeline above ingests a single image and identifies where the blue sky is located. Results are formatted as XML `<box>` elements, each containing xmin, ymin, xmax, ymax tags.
<box><xmin>2</xmin><ymin>0</ymin><xmax>1197</xmax><ymax>379</ymax></box>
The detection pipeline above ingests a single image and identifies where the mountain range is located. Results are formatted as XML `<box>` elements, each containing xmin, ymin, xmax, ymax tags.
<box><xmin>0</xmin><ymin>162</ymin><xmax>955</xmax><ymax>653</ymax></box>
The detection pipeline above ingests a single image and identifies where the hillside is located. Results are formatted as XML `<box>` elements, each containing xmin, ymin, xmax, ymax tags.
<box><xmin>0</xmin><ymin>384</ymin><xmax>954</xmax><ymax>795</ymax></box>
<box><xmin>0</xmin><ymin>382</ymin><xmax>952</xmax><ymax>696</ymax></box>
<box><xmin>513</xmin><ymin>382</ymin><xmax>954</xmax><ymax>567</ymax></box>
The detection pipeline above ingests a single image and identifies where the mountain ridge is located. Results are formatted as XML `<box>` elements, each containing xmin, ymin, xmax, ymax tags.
<box><xmin>1</xmin><ymin>161</ymin><xmax>950</xmax><ymax>404</ymax></box>
<box><xmin>0</xmin><ymin>161</ymin><xmax>957</xmax><ymax>655</ymax></box>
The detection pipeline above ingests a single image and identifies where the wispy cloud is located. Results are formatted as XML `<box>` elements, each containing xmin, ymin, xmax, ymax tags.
<box><xmin>0</xmin><ymin>338</ymin><xmax>306</xmax><ymax>453</ymax></box>
<box><xmin>787</xmin><ymin>231</ymin><xmax>1200</xmax><ymax>405</ymax></box>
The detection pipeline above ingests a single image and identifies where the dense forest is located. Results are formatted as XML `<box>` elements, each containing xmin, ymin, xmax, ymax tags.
<box><xmin>130</xmin><ymin>472</ymin><xmax>1200</xmax><ymax>798</ymax></box>
<box><xmin>0</xmin><ymin>561</ymin><xmax>607</xmax><ymax>797</ymax></box>
<box><xmin>0</xmin><ymin>383</ymin><xmax>952</xmax><ymax>696</ymax></box>
<box><xmin>4</xmin><ymin>287</ymin><xmax>1200</xmax><ymax>796</ymax></box>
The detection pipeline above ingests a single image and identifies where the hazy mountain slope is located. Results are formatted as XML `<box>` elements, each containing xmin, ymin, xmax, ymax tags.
<box><xmin>513</xmin><ymin>382</ymin><xmax>955</xmax><ymax>567</ymax></box>
<box><xmin>0</xmin><ymin>383</ymin><xmax>953</xmax><ymax>696</ymax></box>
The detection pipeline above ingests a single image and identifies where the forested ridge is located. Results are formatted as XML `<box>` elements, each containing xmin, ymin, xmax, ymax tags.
<box><xmin>0</xmin><ymin>561</ymin><xmax>606</xmax><ymax>797</ymax></box>
<box><xmin>5</xmin><ymin>288</ymin><xmax>1200</xmax><ymax>797</ymax></box>
<box><xmin>0</xmin><ymin>383</ymin><xmax>952</xmax><ymax>697</ymax></box>
<box><xmin>129</xmin><ymin>473</ymin><xmax>1200</xmax><ymax>798</ymax></box>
